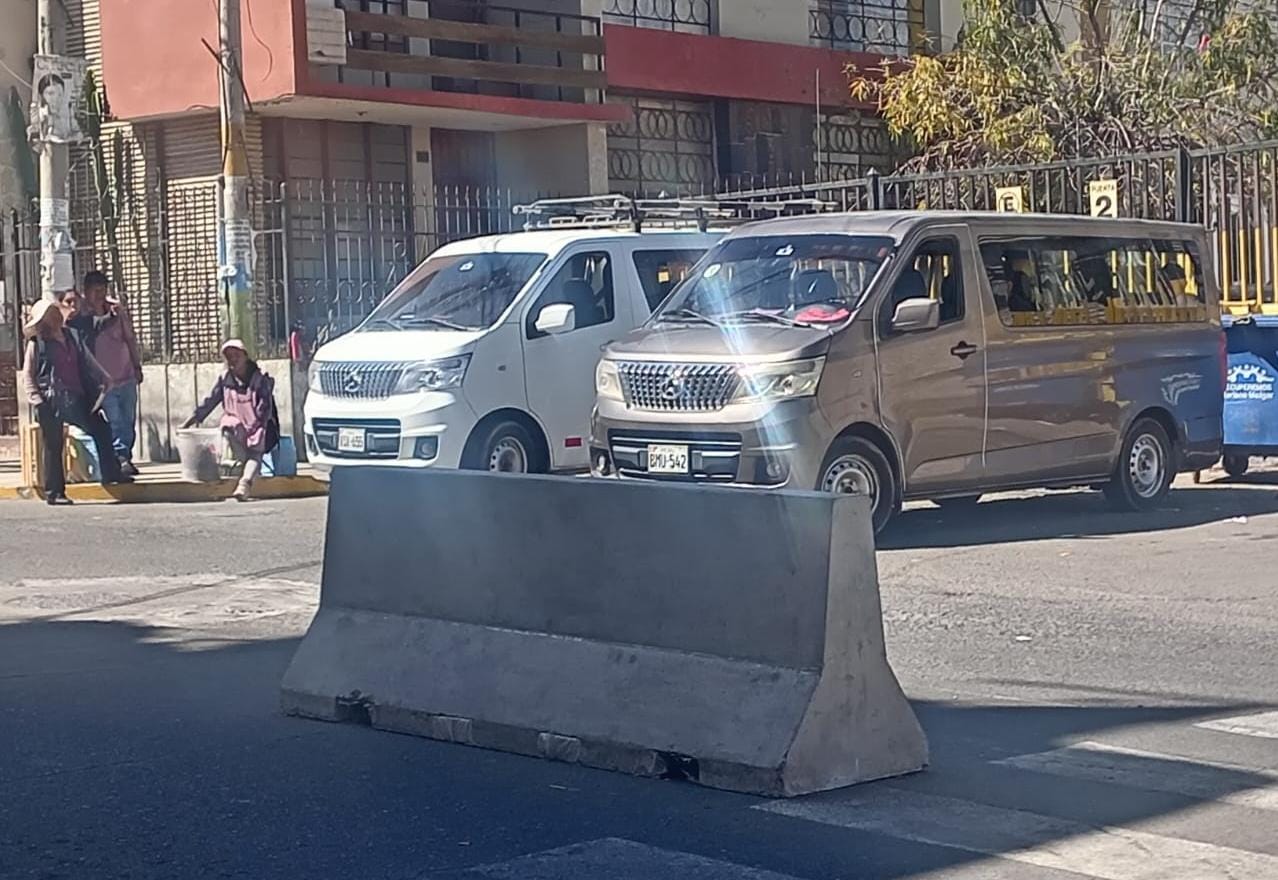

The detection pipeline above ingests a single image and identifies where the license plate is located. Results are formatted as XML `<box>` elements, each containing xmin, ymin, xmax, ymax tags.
<box><xmin>647</xmin><ymin>444</ymin><xmax>689</xmax><ymax>475</ymax></box>
<box><xmin>337</xmin><ymin>428</ymin><xmax>366</xmax><ymax>453</ymax></box>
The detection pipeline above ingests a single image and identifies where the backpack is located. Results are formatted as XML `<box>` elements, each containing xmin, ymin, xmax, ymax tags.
<box><xmin>260</xmin><ymin>371</ymin><xmax>281</xmax><ymax>454</ymax></box>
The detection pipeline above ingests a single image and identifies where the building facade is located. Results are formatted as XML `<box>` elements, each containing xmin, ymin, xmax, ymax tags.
<box><xmin>3</xmin><ymin>0</ymin><xmax>936</xmax><ymax>384</ymax></box>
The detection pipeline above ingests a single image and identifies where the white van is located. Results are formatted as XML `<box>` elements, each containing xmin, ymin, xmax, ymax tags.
<box><xmin>303</xmin><ymin>199</ymin><xmax>721</xmax><ymax>474</ymax></box>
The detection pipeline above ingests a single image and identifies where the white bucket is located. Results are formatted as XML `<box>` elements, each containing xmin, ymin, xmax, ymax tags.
<box><xmin>176</xmin><ymin>428</ymin><xmax>222</xmax><ymax>482</ymax></box>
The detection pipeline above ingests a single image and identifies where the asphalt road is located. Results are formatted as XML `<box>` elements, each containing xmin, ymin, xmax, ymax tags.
<box><xmin>3</xmin><ymin>471</ymin><xmax>1278</xmax><ymax>879</ymax></box>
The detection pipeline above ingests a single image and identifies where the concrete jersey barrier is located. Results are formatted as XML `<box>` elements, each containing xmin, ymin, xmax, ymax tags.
<box><xmin>280</xmin><ymin>468</ymin><xmax>927</xmax><ymax>796</ymax></box>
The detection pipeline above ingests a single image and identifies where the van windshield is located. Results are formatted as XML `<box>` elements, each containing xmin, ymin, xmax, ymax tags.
<box><xmin>361</xmin><ymin>252</ymin><xmax>546</xmax><ymax>332</ymax></box>
<box><xmin>656</xmin><ymin>234</ymin><xmax>893</xmax><ymax>327</ymax></box>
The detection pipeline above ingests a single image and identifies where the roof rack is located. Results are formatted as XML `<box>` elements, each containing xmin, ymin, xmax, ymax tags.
<box><xmin>512</xmin><ymin>194</ymin><xmax>834</xmax><ymax>233</ymax></box>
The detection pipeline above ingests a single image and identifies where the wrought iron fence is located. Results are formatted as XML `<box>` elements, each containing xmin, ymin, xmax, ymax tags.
<box><xmin>263</xmin><ymin>180</ymin><xmax>548</xmax><ymax>351</ymax></box>
<box><xmin>809</xmin><ymin>0</ymin><xmax>918</xmax><ymax>55</ymax></box>
<box><xmin>3</xmin><ymin>179</ymin><xmax>553</xmax><ymax>379</ymax></box>
<box><xmin>713</xmin><ymin>140</ymin><xmax>1278</xmax><ymax>314</ymax></box>
<box><xmin>602</xmin><ymin>0</ymin><xmax>714</xmax><ymax>33</ymax></box>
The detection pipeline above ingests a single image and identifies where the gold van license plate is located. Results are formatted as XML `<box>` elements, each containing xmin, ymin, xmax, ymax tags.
<box><xmin>647</xmin><ymin>444</ymin><xmax>689</xmax><ymax>474</ymax></box>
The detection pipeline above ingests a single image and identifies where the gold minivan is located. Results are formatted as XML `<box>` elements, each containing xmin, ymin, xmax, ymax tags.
<box><xmin>590</xmin><ymin>212</ymin><xmax>1225</xmax><ymax>532</ymax></box>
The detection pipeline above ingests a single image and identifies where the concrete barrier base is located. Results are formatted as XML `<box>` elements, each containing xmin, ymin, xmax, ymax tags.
<box><xmin>281</xmin><ymin>469</ymin><xmax>927</xmax><ymax>797</ymax></box>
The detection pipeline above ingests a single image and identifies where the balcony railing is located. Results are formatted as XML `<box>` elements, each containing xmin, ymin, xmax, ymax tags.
<box><xmin>330</xmin><ymin>1</ymin><xmax>606</xmax><ymax>105</ymax></box>
<box><xmin>602</xmin><ymin>0</ymin><xmax>714</xmax><ymax>34</ymax></box>
<box><xmin>810</xmin><ymin>0</ymin><xmax>916</xmax><ymax>55</ymax></box>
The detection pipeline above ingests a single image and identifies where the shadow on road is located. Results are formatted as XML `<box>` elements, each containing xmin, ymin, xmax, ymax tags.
<box><xmin>880</xmin><ymin>484</ymin><xmax>1278</xmax><ymax>549</ymax></box>
<box><xmin>1</xmin><ymin>618</ymin><xmax>1270</xmax><ymax>879</ymax></box>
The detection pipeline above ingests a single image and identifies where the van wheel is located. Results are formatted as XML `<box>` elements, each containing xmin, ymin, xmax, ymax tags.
<box><xmin>1223</xmin><ymin>453</ymin><xmax>1250</xmax><ymax>478</ymax></box>
<box><xmin>466</xmin><ymin>421</ymin><xmax>540</xmax><ymax>474</ymax></box>
<box><xmin>818</xmin><ymin>436</ymin><xmax>898</xmax><ymax>534</ymax></box>
<box><xmin>1104</xmin><ymin>418</ymin><xmax>1173</xmax><ymax>511</ymax></box>
<box><xmin>935</xmin><ymin>494</ymin><xmax>982</xmax><ymax>509</ymax></box>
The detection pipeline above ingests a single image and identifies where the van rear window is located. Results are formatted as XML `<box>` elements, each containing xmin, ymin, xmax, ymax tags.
<box><xmin>979</xmin><ymin>236</ymin><xmax>1209</xmax><ymax>327</ymax></box>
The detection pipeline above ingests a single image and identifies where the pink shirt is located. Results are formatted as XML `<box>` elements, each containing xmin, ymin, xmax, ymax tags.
<box><xmin>92</xmin><ymin>307</ymin><xmax>139</xmax><ymax>384</ymax></box>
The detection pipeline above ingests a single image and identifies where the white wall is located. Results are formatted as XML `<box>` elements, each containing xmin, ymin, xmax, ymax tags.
<box><xmin>717</xmin><ymin>0</ymin><xmax>812</xmax><ymax>45</ymax></box>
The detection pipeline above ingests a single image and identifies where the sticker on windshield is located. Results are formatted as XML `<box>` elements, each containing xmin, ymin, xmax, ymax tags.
<box><xmin>459</xmin><ymin>261</ymin><xmax>475</xmax><ymax>272</ymax></box>
<box><xmin>703</xmin><ymin>263</ymin><xmax>722</xmax><ymax>278</ymax></box>
<box><xmin>775</xmin><ymin>245</ymin><xmax>795</xmax><ymax>257</ymax></box>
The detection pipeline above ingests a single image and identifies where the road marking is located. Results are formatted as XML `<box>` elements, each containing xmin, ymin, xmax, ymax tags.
<box><xmin>994</xmin><ymin>741</ymin><xmax>1278</xmax><ymax>812</ymax></box>
<box><xmin>1196</xmin><ymin>710</ymin><xmax>1278</xmax><ymax>740</ymax></box>
<box><xmin>471</xmin><ymin>838</ymin><xmax>802</xmax><ymax>879</ymax></box>
<box><xmin>759</xmin><ymin>787</ymin><xmax>1278</xmax><ymax>880</ymax></box>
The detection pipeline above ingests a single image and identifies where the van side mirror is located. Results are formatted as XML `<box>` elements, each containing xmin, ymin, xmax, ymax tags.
<box><xmin>891</xmin><ymin>297</ymin><xmax>940</xmax><ymax>333</ymax></box>
<box><xmin>535</xmin><ymin>303</ymin><xmax>576</xmax><ymax>335</ymax></box>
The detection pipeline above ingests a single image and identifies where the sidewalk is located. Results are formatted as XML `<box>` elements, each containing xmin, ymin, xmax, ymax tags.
<box><xmin>0</xmin><ymin>460</ymin><xmax>328</xmax><ymax>503</ymax></box>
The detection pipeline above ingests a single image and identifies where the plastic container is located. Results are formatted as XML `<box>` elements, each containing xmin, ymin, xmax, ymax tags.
<box><xmin>1222</xmin><ymin>314</ymin><xmax>1278</xmax><ymax>477</ymax></box>
<box><xmin>264</xmin><ymin>436</ymin><xmax>298</xmax><ymax>478</ymax></box>
<box><xmin>66</xmin><ymin>426</ymin><xmax>101</xmax><ymax>483</ymax></box>
<box><xmin>176</xmin><ymin>427</ymin><xmax>222</xmax><ymax>482</ymax></box>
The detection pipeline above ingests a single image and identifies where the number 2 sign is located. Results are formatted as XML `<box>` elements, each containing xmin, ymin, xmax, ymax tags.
<box><xmin>1089</xmin><ymin>179</ymin><xmax>1118</xmax><ymax>218</ymax></box>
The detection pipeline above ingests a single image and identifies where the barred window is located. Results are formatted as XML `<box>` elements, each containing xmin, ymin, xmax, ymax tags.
<box><xmin>601</xmin><ymin>0</ymin><xmax>713</xmax><ymax>33</ymax></box>
<box><xmin>607</xmin><ymin>96</ymin><xmax>717</xmax><ymax>196</ymax></box>
<box><xmin>810</xmin><ymin>0</ymin><xmax>914</xmax><ymax>55</ymax></box>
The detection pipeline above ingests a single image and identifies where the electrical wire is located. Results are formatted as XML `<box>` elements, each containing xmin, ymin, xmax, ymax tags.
<box><xmin>0</xmin><ymin>57</ymin><xmax>32</xmax><ymax>92</ymax></box>
<box><xmin>244</xmin><ymin>0</ymin><xmax>276</xmax><ymax>81</ymax></box>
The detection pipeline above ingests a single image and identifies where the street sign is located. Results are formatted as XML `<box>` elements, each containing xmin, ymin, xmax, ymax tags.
<box><xmin>995</xmin><ymin>186</ymin><xmax>1025</xmax><ymax>213</ymax></box>
<box><xmin>1089</xmin><ymin>179</ymin><xmax>1118</xmax><ymax>217</ymax></box>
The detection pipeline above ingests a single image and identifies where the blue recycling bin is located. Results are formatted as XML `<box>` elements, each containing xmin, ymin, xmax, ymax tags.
<box><xmin>1222</xmin><ymin>314</ymin><xmax>1278</xmax><ymax>476</ymax></box>
<box><xmin>261</xmin><ymin>436</ymin><xmax>298</xmax><ymax>479</ymax></box>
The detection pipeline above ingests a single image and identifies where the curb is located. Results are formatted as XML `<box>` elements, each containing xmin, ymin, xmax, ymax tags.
<box><xmin>0</xmin><ymin>475</ymin><xmax>328</xmax><ymax>504</ymax></box>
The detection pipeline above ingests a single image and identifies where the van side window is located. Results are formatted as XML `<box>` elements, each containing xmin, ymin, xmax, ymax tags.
<box><xmin>632</xmin><ymin>249</ymin><xmax>705</xmax><ymax>312</ymax></box>
<box><xmin>890</xmin><ymin>237</ymin><xmax>965</xmax><ymax>325</ymax></box>
<box><xmin>528</xmin><ymin>251</ymin><xmax>616</xmax><ymax>337</ymax></box>
<box><xmin>981</xmin><ymin>237</ymin><xmax>1207</xmax><ymax>327</ymax></box>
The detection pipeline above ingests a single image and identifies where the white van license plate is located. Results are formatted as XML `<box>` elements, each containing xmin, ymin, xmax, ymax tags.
<box><xmin>337</xmin><ymin>428</ymin><xmax>366</xmax><ymax>453</ymax></box>
<box><xmin>647</xmin><ymin>444</ymin><xmax>689</xmax><ymax>474</ymax></box>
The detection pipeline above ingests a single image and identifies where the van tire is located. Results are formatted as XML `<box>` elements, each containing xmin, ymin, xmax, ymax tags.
<box><xmin>465</xmin><ymin>421</ymin><xmax>541</xmax><ymax>475</ymax></box>
<box><xmin>1104</xmin><ymin>418</ymin><xmax>1173</xmax><ymax>511</ymax></box>
<box><xmin>1223</xmin><ymin>453</ymin><xmax>1250</xmax><ymax>478</ymax></box>
<box><xmin>817</xmin><ymin>436</ymin><xmax>898</xmax><ymax>534</ymax></box>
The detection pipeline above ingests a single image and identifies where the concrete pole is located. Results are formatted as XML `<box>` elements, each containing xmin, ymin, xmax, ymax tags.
<box><xmin>218</xmin><ymin>0</ymin><xmax>257</xmax><ymax>351</ymax></box>
<box><xmin>37</xmin><ymin>0</ymin><xmax>72</xmax><ymax>301</ymax></box>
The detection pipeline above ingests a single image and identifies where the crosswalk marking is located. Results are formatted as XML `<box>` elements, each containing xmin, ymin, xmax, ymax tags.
<box><xmin>759</xmin><ymin>787</ymin><xmax>1278</xmax><ymax>880</ymax></box>
<box><xmin>1196</xmin><ymin>710</ymin><xmax>1278</xmax><ymax>740</ymax></box>
<box><xmin>994</xmin><ymin>740</ymin><xmax>1278</xmax><ymax>812</ymax></box>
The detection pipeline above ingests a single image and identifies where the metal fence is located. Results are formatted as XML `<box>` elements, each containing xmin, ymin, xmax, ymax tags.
<box><xmin>5</xmin><ymin>138</ymin><xmax>1277</xmax><ymax>435</ymax></box>
<box><xmin>718</xmin><ymin>141</ymin><xmax>1278</xmax><ymax>314</ymax></box>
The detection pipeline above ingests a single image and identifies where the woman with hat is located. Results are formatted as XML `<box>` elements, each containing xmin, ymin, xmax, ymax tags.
<box><xmin>182</xmin><ymin>339</ymin><xmax>280</xmax><ymax>501</ymax></box>
<box><xmin>21</xmin><ymin>297</ymin><xmax>131</xmax><ymax>504</ymax></box>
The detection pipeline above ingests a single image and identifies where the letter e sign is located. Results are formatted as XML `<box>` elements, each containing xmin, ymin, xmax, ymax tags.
<box><xmin>995</xmin><ymin>186</ymin><xmax>1025</xmax><ymax>213</ymax></box>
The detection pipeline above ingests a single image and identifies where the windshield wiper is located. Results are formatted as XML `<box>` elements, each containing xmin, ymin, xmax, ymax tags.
<box><xmin>721</xmin><ymin>309</ymin><xmax>808</xmax><ymax>328</ymax></box>
<box><xmin>397</xmin><ymin>315</ymin><xmax>475</xmax><ymax>331</ymax></box>
<box><xmin>363</xmin><ymin>317</ymin><xmax>402</xmax><ymax>331</ymax></box>
<box><xmin>657</xmin><ymin>307</ymin><xmax>724</xmax><ymax>328</ymax></box>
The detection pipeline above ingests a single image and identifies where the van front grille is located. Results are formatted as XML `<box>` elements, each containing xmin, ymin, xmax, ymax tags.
<box><xmin>317</xmin><ymin>362</ymin><xmax>405</xmax><ymax>399</ymax></box>
<box><xmin>617</xmin><ymin>361</ymin><xmax>739</xmax><ymax>412</ymax></box>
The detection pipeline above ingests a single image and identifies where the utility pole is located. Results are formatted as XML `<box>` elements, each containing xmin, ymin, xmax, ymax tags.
<box><xmin>217</xmin><ymin>0</ymin><xmax>256</xmax><ymax>350</ymax></box>
<box><xmin>36</xmin><ymin>0</ymin><xmax>72</xmax><ymax>301</ymax></box>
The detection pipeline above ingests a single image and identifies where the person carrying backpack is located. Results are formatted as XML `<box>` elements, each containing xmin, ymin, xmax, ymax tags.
<box><xmin>182</xmin><ymin>339</ymin><xmax>280</xmax><ymax>501</ymax></box>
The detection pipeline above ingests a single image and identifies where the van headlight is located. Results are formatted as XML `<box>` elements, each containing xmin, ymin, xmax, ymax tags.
<box><xmin>396</xmin><ymin>355</ymin><xmax>471</xmax><ymax>393</ymax></box>
<box><xmin>596</xmin><ymin>359</ymin><xmax>624</xmax><ymax>402</ymax></box>
<box><xmin>307</xmin><ymin>360</ymin><xmax>323</xmax><ymax>392</ymax></box>
<box><xmin>733</xmin><ymin>358</ymin><xmax>825</xmax><ymax>403</ymax></box>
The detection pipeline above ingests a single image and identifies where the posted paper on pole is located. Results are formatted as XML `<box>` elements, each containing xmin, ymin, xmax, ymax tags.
<box><xmin>30</xmin><ymin>56</ymin><xmax>87</xmax><ymax>146</ymax></box>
